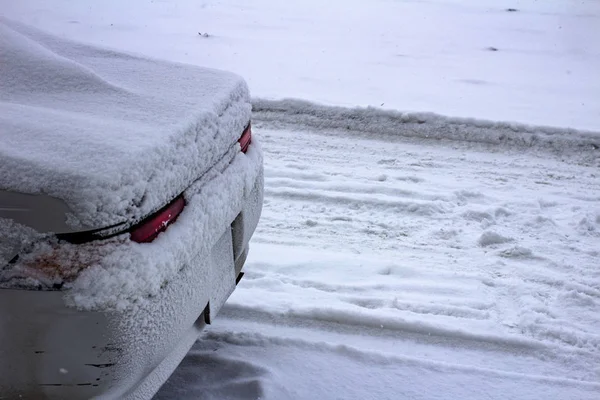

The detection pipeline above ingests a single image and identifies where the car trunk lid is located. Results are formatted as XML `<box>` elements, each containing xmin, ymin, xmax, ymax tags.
<box><xmin>0</xmin><ymin>17</ymin><xmax>252</xmax><ymax>234</ymax></box>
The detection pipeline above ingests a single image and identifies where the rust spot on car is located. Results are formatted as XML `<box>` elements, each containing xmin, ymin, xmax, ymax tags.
<box><xmin>84</xmin><ymin>363</ymin><xmax>115</xmax><ymax>369</ymax></box>
<box><xmin>40</xmin><ymin>383</ymin><xmax>94</xmax><ymax>387</ymax></box>
<box><xmin>100</xmin><ymin>344</ymin><xmax>123</xmax><ymax>356</ymax></box>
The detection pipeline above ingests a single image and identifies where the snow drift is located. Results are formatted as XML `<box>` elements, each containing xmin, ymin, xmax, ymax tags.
<box><xmin>252</xmin><ymin>99</ymin><xmax>600</xmax><ymax>158</ymax></box>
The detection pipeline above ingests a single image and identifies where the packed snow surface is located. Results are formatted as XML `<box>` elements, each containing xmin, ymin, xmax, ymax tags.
<box><xmin>0</xmin><ymin>17</ymin><xmax>251</xmax><ymax>229</ymax></box>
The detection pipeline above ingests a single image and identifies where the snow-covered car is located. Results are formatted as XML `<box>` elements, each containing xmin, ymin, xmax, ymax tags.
<box><xmin>0</xmin><ymin>18</ymin><xmax>263</xmax><ymax>399</ymax></box>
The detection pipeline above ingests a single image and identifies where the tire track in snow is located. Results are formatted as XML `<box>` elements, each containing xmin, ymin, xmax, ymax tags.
<box><xmin>265</xmin><ymin>186</ymin><xmax>450</xmax><ymax>216</ymax></box>
<box><xmin>201</xmin><ymin>328</ymin><xmax>600</xmax><ymax>390</ymax></box>
<box><xmin>266</xmin><ymin>175</ymin><xmax>448</xmax><ymax>202</ymax></box>
<box><xmin>205</xmin><ymin>306</ymin><xmax>600</xmax><ymax>388</ymax></box>
<box><xmin>219</xmin><ymin>303</ymin><xmax>546</xmax><ymax>351</ymax></box>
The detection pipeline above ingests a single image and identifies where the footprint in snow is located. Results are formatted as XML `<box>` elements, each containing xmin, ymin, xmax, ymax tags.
<box><xmin>577</xmin><ymin>216</ymin><xmax>600</xmax><ymax>237</ymax></box>
<box><xmin>498</xmin><ymin>246</ymin><xmax>534</xmax><ymax>259</ymax></box>
<box><xmin>478</xmin><ymin>231</ymin><xmax>513</xmax><ymax>247</ymax></box>
<box><xmin>433</xmin><ymin>228</ymin><xmax>459</xmax><ymax>241</ymax></box>
<box><xmin>462</xmin><ymin>210</ymin><xmax>495</xmax><ymax>223</ymax></box>
<box><xmin>494</xmin><ymin>207</ymin><xmax>511</xmax><ymax>218</ymax></box>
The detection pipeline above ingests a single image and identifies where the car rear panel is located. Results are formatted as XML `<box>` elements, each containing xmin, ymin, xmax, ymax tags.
<box><xmin>1</xmin><ymin>17</ymin><xmax>264</xmax><ymax>398</ymax></box>
<box><xmin>0</xmin><ymin>157</ymin><xmax>264</xmax><ymax>399</ymax></box>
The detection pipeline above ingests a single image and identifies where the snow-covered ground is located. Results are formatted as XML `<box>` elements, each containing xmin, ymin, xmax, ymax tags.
<box><xmin>1</xmin><ymin>0</ymin><xmax>599</xmax><ymax>130</ymax></box>
<box><xmin>1</xmin><ymin>0</ymin><xmax>599</xmax><ymax>399</ymax></box>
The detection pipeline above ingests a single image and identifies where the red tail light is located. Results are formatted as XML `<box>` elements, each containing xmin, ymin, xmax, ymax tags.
<box><xmin>130</xmin><ymin>196</ymin><xmax>186</xmax><ymax>243</ymax></box>
<box><xmin>239</xmin><ymin>123</ymin><xmax>252</xmax><ymax>153</ymax></box>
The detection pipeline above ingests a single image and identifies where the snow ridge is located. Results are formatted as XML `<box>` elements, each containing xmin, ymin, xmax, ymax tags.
<box><xmin>252</xmin><ymin>98</ymin><xmax>600</xmax><ymax>156</ymax></box>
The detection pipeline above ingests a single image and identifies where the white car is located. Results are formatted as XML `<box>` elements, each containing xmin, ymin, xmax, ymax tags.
<box><xmin>0</xmin><ymin>18</ymin><xmax>263</xmax><ymax>399</ymax></box>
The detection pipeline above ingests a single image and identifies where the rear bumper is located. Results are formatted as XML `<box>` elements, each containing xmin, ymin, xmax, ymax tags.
<box><xmin>0</xmin><ymin>167</ymin><xmax>263</xmax><ymax>399</ymax></box>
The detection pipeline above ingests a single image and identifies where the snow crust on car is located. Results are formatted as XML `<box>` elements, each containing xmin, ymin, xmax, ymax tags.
<box><xmin>0</xmin><ymin>17</ymin><xmax>252</xmax><ymax>229</ymax></box>
<box><xmin>66</xmin><ymin>142</ymin><xmax>262</xmax><ymax>311</ymax></box>
<box><xmin>1</xmin><ymin>140</ymin><xmax>262</xmax><ymax>310</ymax></box>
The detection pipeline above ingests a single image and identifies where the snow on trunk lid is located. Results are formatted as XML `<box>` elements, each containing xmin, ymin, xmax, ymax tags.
<box><xmin>0</xmin><ymin>17</ymin><xmax>252</xmax><ymax>231</ymax></box>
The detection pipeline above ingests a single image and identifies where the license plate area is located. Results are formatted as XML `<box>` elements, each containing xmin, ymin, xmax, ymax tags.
<box><xmin>206</xmin><ymin>226</ymin><xmax>236</xmax><ymax>323</ymax></box>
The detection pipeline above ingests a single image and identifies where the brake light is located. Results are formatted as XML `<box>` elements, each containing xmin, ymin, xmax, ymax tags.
<box><xmin>130</xmin><ymin>196</ymin><xmax>186</xmax><ymax>243</ymax></box>
<box><xmin>2</xmin><ymin>197</ymin><xmax>186</xmax><ymax>288</ymax></box>
<box><xmin>239</xmin><ymin>123</ymin><xmax>252</xmax><ymax>153</ymax></box>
